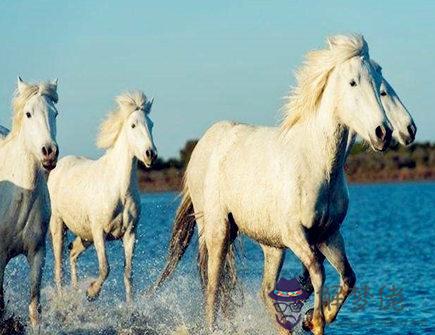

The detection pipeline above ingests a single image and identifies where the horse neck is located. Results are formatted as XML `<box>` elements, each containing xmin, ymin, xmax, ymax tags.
<box><xmin>103</xmin><ymin>131</ymin><xmax>138</xmax><ymax>196</ymax></box>
<box><xmin>0</xmin><ymin>132</ymin><xmax>43</xmax><ymax>190</ymax></box>
<box><xmin>286</xmin><ymin>90</ymin><xmax>351</xmax><ymax>183</ymax></box>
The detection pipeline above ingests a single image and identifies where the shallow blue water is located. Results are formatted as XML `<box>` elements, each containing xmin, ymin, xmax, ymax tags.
<box><xmin>3</xmin><ymin>182</ymin><xmax>435</xmax><ymax>334</ymax></box>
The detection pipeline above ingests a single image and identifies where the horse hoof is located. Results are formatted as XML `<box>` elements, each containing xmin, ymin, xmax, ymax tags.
<box><xmin>302</xmin><ymin>308</ymin><xmax>314</xmax><ymax>331</ymax></box>
<box><xmin>86</xmin><ymin>294</ymin><xmax>96</xmax><ymax>302</ymax></box>
<box><xmin>86</xmin><ymin>290</ymin><xmax>99</xmax><ymax>302</ymax></box>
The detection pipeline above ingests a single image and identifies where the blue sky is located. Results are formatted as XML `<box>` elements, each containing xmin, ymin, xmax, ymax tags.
<box><xmin>0</xmin><ymin>1</ymin><xmax>434</xmax><ymax>159</ymax></box>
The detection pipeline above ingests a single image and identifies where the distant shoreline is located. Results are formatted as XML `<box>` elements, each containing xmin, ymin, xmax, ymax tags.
<box><xmin>138</xmin><ymin>167</ymin><xmax>434</xmax><ymax>193</ymax></box>
<box><xmin>138</xmin><ymin>141</ymin><xmax>435</xmax><ymax>193</ymax></box>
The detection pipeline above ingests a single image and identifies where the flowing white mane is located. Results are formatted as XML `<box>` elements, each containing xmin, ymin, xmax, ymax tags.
<box><xmin>9</xmin><ymin>81</ymin><xmax>58</xmax><ymax>138</ymax></box>
<box><xmin>96</xmin><ymin>91</ymin><xmax>150</xmax><ymax>149</ymax></box>
<box><xmin>281</xmin><ymin>34</ymin><xmax>369</xmax><ymax>130</ymax></box>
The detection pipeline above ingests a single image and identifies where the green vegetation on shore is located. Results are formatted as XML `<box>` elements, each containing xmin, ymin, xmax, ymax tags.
<box><xmin>138</xmin><ymin>140</ymin><xmax>435</xmax><ymax>192</ymax></box>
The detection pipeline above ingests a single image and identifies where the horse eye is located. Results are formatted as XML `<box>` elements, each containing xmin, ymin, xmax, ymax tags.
<box><xmin>349</xmin><ymin>80</ymin><xmax>357</xmax><ymax>87</ymax></box>
<box><xmin>131</xmin><ymin>123</ymin><xmax>136</xmax><ymax>129</ymax></box>
<box><xmin>26</xmin><ymin>112</ymin><xmax>31</xmax><ymax>118</ymax></box>
<box><xmin>380</xmin><ymin>91</ymin><xmax>387</xmax><ymax>97</ymax></box>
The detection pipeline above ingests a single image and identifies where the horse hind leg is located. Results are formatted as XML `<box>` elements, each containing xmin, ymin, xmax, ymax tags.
<box><xmin>69</xmin><ymin>237</ymin><xmax>89</xmax><ymax>289</ymax></box>
<box><xmin>203</xmin><ymin>213</ymin><xmax>230</xmax><ymax>330</ymax></box>
<box><xmin>219</xmin><ymin>213</ymin><xmax>240</xmax><ymax>320</ymax></box>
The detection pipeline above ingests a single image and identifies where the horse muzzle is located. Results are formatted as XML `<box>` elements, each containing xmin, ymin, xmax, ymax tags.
<box><xmin>42</xmin><ymin>159</ymin><xmax>57</xmax><ymax>171</ymax></box>
<box><xmin>143</xmin><ymin>148</ymin><xmax>158</xmax><ymax>168</ymax></box>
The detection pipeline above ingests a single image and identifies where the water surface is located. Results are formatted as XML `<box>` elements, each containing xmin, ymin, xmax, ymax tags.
<box><xmin>4</xmin><ymin>182</ymin><xmax>435</xmax><ymax>334</ymax></box>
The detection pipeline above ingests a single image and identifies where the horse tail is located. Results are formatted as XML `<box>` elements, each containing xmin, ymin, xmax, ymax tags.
<box><xmin>220</xmin><ymin>242</ymin><xmax>242</xmax><ymax>317</ymax></box>
<box><xmin>153</xmin><ymin>184</ymin><xmax>196</xmax><ymax>291</ymax></box>
<box><xmin>197</xmin><ymin>233</ymin><xmax>208</xmax><ymax>288</ymax></box>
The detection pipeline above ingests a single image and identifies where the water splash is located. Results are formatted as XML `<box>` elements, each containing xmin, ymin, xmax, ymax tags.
<box><xmin>32</xmin><ymin>278</ymin><xmax>277</xmax><ymax>335</ymax></box>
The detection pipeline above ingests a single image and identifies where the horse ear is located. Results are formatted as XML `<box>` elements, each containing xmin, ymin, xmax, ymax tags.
<box><xmin>327</xmin><ymin>36</ymin><xmax>337</xmax><ymax>49</ymax></box>
<box><xmin>370</xmin><ymin>60</ymin><xmax>382</xmax><ymax>74</ymax></box>
<box><xmin>146</xmin><ymin>97</ymin><xmax>154</xmax><ymax>114</ymax></box>
<box><xmin>327</xmin><ymin>35</ymin><xmax>349</xmax><ymax>49</ymax></box>
<box><xmin>51</xmin><ymin>78</ymin><xmax>59</xmax><ymax>90</ymax></box>
<box><xmin>17</xmin><ymin>76</ymin><xmax>28</xmax><ymax>94</ymax></box>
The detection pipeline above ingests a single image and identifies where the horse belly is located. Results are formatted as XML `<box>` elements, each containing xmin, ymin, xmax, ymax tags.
<box><xmin>230</xmin><ymin>211</ymin><xmax>285</xmax><ymax>248</ymax></box>
<box><xmin>63</xmin><ymin>213</ymin><xmax>93</xmax><ymax>242</ymax></box>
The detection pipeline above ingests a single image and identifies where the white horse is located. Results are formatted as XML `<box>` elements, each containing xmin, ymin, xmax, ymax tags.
<box><xmin>0</xmin><ymin>77</ymin><xmax>59</xmax><ymax>327</ymax></box>
<box><xmin>276</xmin><ymin>60</ymin><xmax>417</xmax><ymax>332</ymax></box>
<box><xmin>48</xmin><ymin>91</ymin><xmax>157</xmax><ymax>302</ymax></box>
<box><xmin>155</xmin><ymin>34</ymin><xmax>393</xmax><ymax>335</ymax></box>
<box><xmin>158</xmin><ymin>60</ymin><xmax>417</xmax><ymax>330</ymax></box>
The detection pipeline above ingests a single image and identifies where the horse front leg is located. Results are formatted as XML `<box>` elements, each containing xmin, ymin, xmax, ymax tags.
<box><xmin>298</xmin><ymin>252</ymin><xmax>325</xmax><ymax>295</ymax></box>
<box><xmin>86</xmin><ymin>229</ymin><xmax>109</xmax><ymax>301</ymax></box>
<box><xmin>318</xmin><ymin>231</ymin><xmax>355</xmax><ymax>324</ymax></box>
<box><xmin>27</xmin><ymin>247</ymin><xmax>45</xmax><ymax>328</ymax></box>
<box><xmin>50</xmin><ymin>214</ymin><xmax>64</xmax><ymax>293</ymax></box>
<box><xmin>259</xmin><ymin>244</ymin><xmax>290</xmax><ymax>335</ymax></box>
<box><xmin>284</xmin><ymin>227</ymin><xmax>325</xmax><ymax>335</ymax></box>
<box><xmin>122</xmin><ymin>228</ymin><xmax>136</xmax><ymax>304</ymax></box>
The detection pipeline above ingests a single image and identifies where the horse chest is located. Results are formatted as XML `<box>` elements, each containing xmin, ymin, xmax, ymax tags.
<box><xmin>104</xmin><ymin>198</ymin><xmax>138</xmax><ymax>238</ymax></box>
<box><xmin>304</xmin><ymin>184</ymin><xmax>349</xmax><ymax>241</ymax></box>
<box><xmin>0</xmin><ymin>187</ymin><xmax>49</xmax><ymax>257</ymax></box>
<box><xmin>106</xmin><ymin>216</ymin><xmax>124</xmax><ymax>238</ymax></box>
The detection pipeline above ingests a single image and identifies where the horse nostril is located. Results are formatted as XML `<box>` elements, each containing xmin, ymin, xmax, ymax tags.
<box><xmin>407</xmin><ymin>124</ymin><xmax>416</xmax><ymax>139</ymax></box>
<box><xmin>375</xmin><ymin>125</ymin><xmax>392</xmax><ymax>144</ymax></box>
<box><xmin>146</xmin><ymin>149</ymin><xmax>157</xmax><ymax>162</ymax></box>
<box><xmin>42</xmin><ymin>144</ymin><xmax>57</xmax><ymax>158</ymax></box>
<box><xmin>375</xmin><ymin>125</ymin><xmax>385</xmax><ymax>141</ymax></box>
